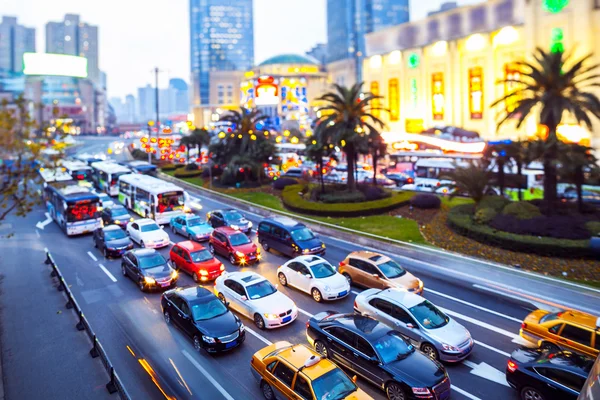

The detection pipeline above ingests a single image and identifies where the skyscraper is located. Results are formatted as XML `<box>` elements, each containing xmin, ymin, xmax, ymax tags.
<box><xmin>46</xmin><ymin>14</ymin><xmax>99</xmax><ymax>84</ymax></box>
<box><xmin>0</xmin><ymin>16</ymin><xmax>35</xmax><ymax>77</ymax></box>
<box><xmin>189</xmin><ymin>0</ymin><xmax>254</xmax><ymax>107</ymax></box>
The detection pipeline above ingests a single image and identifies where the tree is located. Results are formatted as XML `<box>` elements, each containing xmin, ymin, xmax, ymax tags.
<box><xmin>484</xmin><ymin>143</ymin><xmax>512</xmax><ymax>197</ymax></box>
<box><xmin>219</xmin><ymin>107</ymin><xmax>269</xmax><ymax>156</ymax></box>
<box><xmin>368</xmin><ymin>131</ymin><xmax>387</xmax><ymax>186</ymax></box>
<box><xmin>315</xmin><ymin>83</ymin><xmax>386</xmax><ymax>192</ymax></box>
<box><xmin>180</xmin><ymin>134</ymin><xmax>196</xmax><ymax>163</ymax></box>
<box><xmin>305</xmin><ymin>133</ymin><xmax>336</xmax><ymax>194</ymax></box>
<box><xmin>558</xmin><ymin>143</ymin><xmax>597</xmax><ymax>213</ymax></box>
<box><xmin>190</xmin><ymin>128</ymin><xmax>210</xmax><ymax>161</ymax></box>
<box><xmin>492</xmin><ymin>48</ymin><xmax>600</xmax><ymax>206</ymax></box>
<box><xmin>441</xmin><ymin>161</ymin><xmax>492</xmax><ymax>205</ymax></box>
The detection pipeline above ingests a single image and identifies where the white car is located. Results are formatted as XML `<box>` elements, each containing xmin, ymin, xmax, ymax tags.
<box><xmin>214</xmin><ymin>271</ymin><xmax>298</xmax><ymax>330</ymax></box>
<box><xmin>277</xmin><ymin>255</ymin><xmax>350</xmax><ymax>302</ymax></box>
<box><xmin>126</xmin><ymin>218</ymin><xmax>170</xmax><ymax>249</ymax></box>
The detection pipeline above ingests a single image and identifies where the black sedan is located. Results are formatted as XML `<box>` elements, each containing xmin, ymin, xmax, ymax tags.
<box><xmin>206</xmin><ymin>209</ymin><xmax>252</xmax><ymax>233</ymax></box>
<box><xmin>121</xmin><ymin>249</ymin><xmax>178</xmax><ymax>292</ymax></box>
<box><xmin>161</xmin><ymin>286</ymin><xmax>245</xmax><ymax>353</ymax></box>
<box><xmin>306</xmin><ymin>312</ymin><xmax>450</xmax><ymax>400</ymax></box>
<box><xmin>506</xmin><ymin>347</ymin><xmax>593</xmax><ymax>400</ymax></box>
<box><xmin>93</xmin><ymin>225</ymin><xmax>133</xmax><ymax>258</ymax></box>
<box><xmin>101</xmin><ymin>205</ymin><xmax>133</xmax><ymax>229</ymax></box>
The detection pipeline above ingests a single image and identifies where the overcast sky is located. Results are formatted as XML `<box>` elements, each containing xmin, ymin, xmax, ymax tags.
<box><xmin>3</xmin><ymin>0</ymin><xmax>482</xmax><ymax>98</ymax></box>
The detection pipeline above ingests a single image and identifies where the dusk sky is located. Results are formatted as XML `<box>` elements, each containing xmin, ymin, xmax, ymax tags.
<box><xmin>3</xmin><ymin>0</ymin><xmax>482</xmax><ymax>98</ymax></box>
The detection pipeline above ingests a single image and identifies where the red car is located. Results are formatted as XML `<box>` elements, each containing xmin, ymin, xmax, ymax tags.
<box><xmin>209</xmin><ymin>227</ymin><xmax>261</xmax><ymax>266</ymax></box>
<box><xmin>169</xmin><ymin>241</ymin><xmax>225</xmax><ymax>282</ymax></box>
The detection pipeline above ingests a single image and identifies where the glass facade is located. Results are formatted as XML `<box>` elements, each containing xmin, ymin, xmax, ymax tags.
<box><xmin>189</xmin><ymin>0</ymin><xmax>254</xmax><ymax>105</ymax></box>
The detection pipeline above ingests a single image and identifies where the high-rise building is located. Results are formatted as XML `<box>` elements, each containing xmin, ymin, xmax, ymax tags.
<box><xmin>169</xmin><ymin>78</ymin><xmax>189</xmax><ymax>114</ymax></box>
<box><xmin>137</xmin><ymin>84</ymin><xmax>155</xmax><ymax>123</ymax></box>
<box><xmin>46</xmin><ymin>14</ymin><xmax>99</xmax><ymax>84</ymax></box>
<box><xmin>189</xmin><ymin>0</ymin><xmax>254</xmax><ymax>107</ymax></box>
<box><xmin>306</xmin><ymin>44</ymin><xmax>328</xmax><ymax>66</ymax></box>
<box><xmin>0</xmin><ymin>16</ymin><xmax>35</xmax><ymax>77</ymax></box>
<box><xmin>124</xmin><ymin>94</ymin><xmax>137</xmax><ymax>123</ymax></box>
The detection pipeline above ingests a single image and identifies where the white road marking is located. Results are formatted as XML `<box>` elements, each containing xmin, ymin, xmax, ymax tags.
<box><xmin>424</xmin><ymin>288</ymin><xmax>522</xmax><ymax>323</ymax></box>
<box><xmin>451</xmin><ymin>385</ymin><xmax>482</xmax><ymax>400</ymax></box>
<box><xmin>463</xmin><ymin>360</ymin><xmax>509</xmax><ymax>387</ymax></box>
<box><xmin>297</xmin><ymin>308</ymin><xmax>314</xmax><ymax>318</ymax></box>
<box><xmin>351</xmin><ymin>290</ymin><xmax>360</xmax><ymax>295</ymax></box>
<box><xmin>169</xmin><ymin>241</ymin><xmax>175</xmax><ymax>246</ymax></box>
<box><xmin>438</xmin><ymin>306</ymin><xmax>518</xmax><ymax>340</ymax></box>
<box><xmin>245</xmin><ymin>327</ymin><xmax>272</xmax><ymax>346</ymax></box>
<box><xmin>98</xmin><ymin>264</ymin><xmax>117</xmax><ymax>282</ymax></box>
<box><xmin>35</xmin><ymin>229</ymin><xmax>40</xmax><ymax>238</ymax></box>
<box><xmin>35</xmin><ymin>212</ymin><xmax>52</xmax><ymax>230</ymax></box>
<box><xmin>473</xmin><ymin>340</ymin><xmax>510</xmax><ymax>357</ymax></box>
<box><xmin>182</xmin><ymin>350</ymin><xmax>235</xmax><ymax>400</ymax></box>
<box><xmin>87</xmin><ymin>251</ymin><xmax>98</xmax><ymax>262</ymax></box>
<box><xmin>473</xmin><ymin>284</ymin><xmax>562</xmax><ymax>312</ymax></box>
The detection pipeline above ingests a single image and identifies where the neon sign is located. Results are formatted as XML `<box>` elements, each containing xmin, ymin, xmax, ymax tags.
<box><xmin>469</xmin><ymin>67</ymin><xmax>483</xmax><ymax>120</ymax></box>
<box><xmin>432</xmin><ymin>72</ymin><xmax>444</xmax><ymax>120</ymax></box>
<box><xmin>255</xmin><ymin>76</ymin><xmax>279</xmax><ymax>106</ymax></box>
<box><xmin>388</xmin><ymin>79</ymin><xmax>399</xmax><ymax>122</ymax></box>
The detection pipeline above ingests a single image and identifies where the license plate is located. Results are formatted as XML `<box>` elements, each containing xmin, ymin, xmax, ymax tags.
<box><xmin>160</xmin><ymin>282</ymin><xmax>170</xmax><ymax>287</ymax></box>
<box><xmin>225</xmin><ymin>341</ymin><xmax>236</xmax><ymax>349</ymax></box>
<box><xmin>282</xmin><ymin>316</ymin><xmax>291</xmax><ymax>323</ymax></box>
<box><xmin>338</xmin><ymin>290</ymin><xmax>347</xmax><ymax>297</ymax></box>
<box><xmin>248</xmin><ymin>255</ymin><xmax>256</xmax><ymax>260</ymax></box>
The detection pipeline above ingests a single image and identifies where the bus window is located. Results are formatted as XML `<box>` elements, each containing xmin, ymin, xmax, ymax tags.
<box><xmin>119</xmin><ymin>181</ymin><xmax>132</xmax><ymax>195</ymax></box>
<box><xmin>156</xmin><ymin>191</ymin><xmax>184</xmax><ymax>213</ymax></box>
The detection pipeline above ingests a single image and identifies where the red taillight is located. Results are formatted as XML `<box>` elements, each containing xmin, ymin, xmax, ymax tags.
<box><xmin>339</xmin><ymin>261</ymin><xmax>345</xmax><ymax>267</ymax></box>
<box><xmin>521</xmin><ymin>322</ymin><xmax>527</xmax><ymax>330</ymax></box>
<box><xmin>354</xmin><ymin>300</ymin><xmax>358</xmax><ymax>309</ymax></box>
<box><xmin>306</xmin><ymin>321</ymin><xmax>310</xmax><ymax>329</ymax></box>
<box><xmin>507</xmin><ymin>360</ymin><xmax>518</xmax><ymax>373</ymax></box>
<box><xmin>407</xmin><ymin>178</ymin><xmax>413</xmax><ymax>183</ymax></box>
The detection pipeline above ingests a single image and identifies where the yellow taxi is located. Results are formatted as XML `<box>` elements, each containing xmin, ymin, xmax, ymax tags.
<box><xmin>520</xmin><ymin>309</ymin><xmax>600</xmax><ymax>358</ymax></box>
<box><xmin>250</xmin><ymin>341</ymin><xmax>372</xmax><ymax>400</ymax></box>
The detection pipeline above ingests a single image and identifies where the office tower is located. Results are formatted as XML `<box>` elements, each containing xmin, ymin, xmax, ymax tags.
<box><xmin>137</xmin><ymin>84</ymin><xmax>155</xmax><ymax>123</ymax></box>
<box><xmin>0</xmin><ymin>16</ymin><xmax>35</xmax><ymax>76</ymax></box>
<box><xmin>189</xmin><ymin>0</ymin><xmax>254</xmax><ymax>106</ymax></box>
<box><xmin>306</xmin><ymin>44</ymin><xmax>328</xmax><ymax>66</ymax></box>
<box><xmin>46</xmin><ymin>14</ymin><xmax>99</xmax><ymax>84</ymax></box>
<box><xmin>125</xmin><ymin>94</ymin><xmax>137</xmax><ymax>123</ymax></box>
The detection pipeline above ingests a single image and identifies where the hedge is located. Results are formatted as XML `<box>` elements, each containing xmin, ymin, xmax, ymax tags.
<box><xmin>174</xmin><ymin>168</ymin><xmax>203</xmax><ymax>178</ymax></box>
<box><xmin>160</xmin><ymin>164</ymin><xmax>178</xmax><ymax>172</ymax></box>
<box><xmin>446</xmin><ymin>204</ymin><xmax>593</xmax><ymax>258</ymax></box>
<box><xmin>281</xmin><ymin>184</ymin><xmax>413</xmax><ymax>217</ymax></box>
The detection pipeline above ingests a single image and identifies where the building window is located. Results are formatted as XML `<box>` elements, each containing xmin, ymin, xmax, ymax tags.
<box><xmin>432</xmin><ymin>73</ymin><xmax>445</xmax><ymax>120</ymax></box>
<box><xmin>468</xmin><ymin>67</ymin><xmax>483</xmax><ymax>120</ymax></box>
<box><xmin>370</xmin><ymin>81</ymin><xmax>380</xmax><ymax>118</ymax></box>
<box><xmin>388</xmin><ymin>79</ymin><xmax>399</xmax><ymax>121</ymax></box>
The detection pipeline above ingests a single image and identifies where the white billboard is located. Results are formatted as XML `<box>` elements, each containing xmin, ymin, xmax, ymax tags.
<box><xmin>23</xmin><ymin>53</ymin><xmax>88</xmax><ymax>78</ymax></box>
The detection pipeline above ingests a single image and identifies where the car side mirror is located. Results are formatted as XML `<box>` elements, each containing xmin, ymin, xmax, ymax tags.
<box><xmin>305</xmin><ymin>274</ymin><xmax>312</xmax><ymax>279</ymax></box>
<box><xmin>372</xmin><ymin>274</ymin><xmax>380</xmax><ymax>279</ymax></box>
<box><xmin>241</xmin><ymin>296</ymin><xmax>247</xmax><ymax>301</ymax></box>
<box><xmin>406</xmin><ymin>323</ymin><xmax>417</xmax><ymax>329</ymax></box>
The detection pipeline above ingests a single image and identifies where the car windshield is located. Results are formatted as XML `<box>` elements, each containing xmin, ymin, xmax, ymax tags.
<box><xmin>376</xmin><ymin>260</ymin><xmax>406</xmax><ymax>279</ymax></box>
<box><xmin>312</xmin><ymin>368</ymin><xmax>358</xmax><ymax>400</ymax></box>
<box><xmin>310</xmin><ymin>262</ymin><xmax>336</xmax><ymax>279</ymax></box>
<box><xmin>229</xmin><ymin>233</ymin><xmax>251</xmax><ymax>246</ymax></box>
<box><xmin>140</xmin><ymin>223</ymin><xmax>160</xmax><ymax>232</ymax></box>
<box><xmin>540</xmin><ymin>312</ymin><xmax>561</xmax><ymax>324</ymax></box>
<box><xmin>223</xmin><ymin>211</ymin><xmax>243</xmax><ymax>221</ymax></box>
<box><xmin>290</xmin><ymin>227</ymin><xmax>315</xmax><ymax>242</ymax></box>
<box><xmin>246</xmin><ymin>280</ymin><xmax>277</xmax><ymax>299</ymax></box>
<box><xmin>104</xmin><ymin>229</ymin><xmax>127</xmax><ymax>241</ymax></box>
<box><xmin>98</xmin><ymin>194</ymin><xmax>110</xmax><ymax>203</ymax></box>
<box><xmin>187</xmin><ymin>218</ymin><xmax>205</xmax><ymax>227</ymax></box>
<box><xmin>191</xmin><ymin>298</ymin><xmax>228</xmax><ymax>321</ymax></box>
<box><xmin>409</xmin><ymin>300</ymin><xmax>449</xmax><ymax>329</ymax></box>
<box><xmin>190</xmin><ymin>250</ymin><xmax>213</xmax><ymax>263</ymax></box>
<box><xmin>111</xmin><ymin>207</ymin><xmax>129</xmax><ymax>217</ymax></box>
<box><xmin>138</xmin><ymin>254</ymin><xmax>166</xmax><ymax>269</ymax></box>
<box><xmin>373</xmin><ymin>332</ymin><xmax>415</xmax><ymax>363</ymax></box>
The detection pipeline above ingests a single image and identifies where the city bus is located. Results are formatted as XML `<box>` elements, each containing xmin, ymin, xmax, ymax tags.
<box><xmin>118</xmin><ymin>174</ymin><xmax>185</xmax><ymax>224</ymax></box>
<box><xmin>39</xmin><ymin>167</ymin><xmax>73</xmax><ymax>187</ymax></box>
<box><xmin>120</xmin><ymin>161</ymin><xmax>157</xmax><ymax>176</ymax></box>
<box><xmin>91</xmin><ymin>161</ymin><xmax>131</xmax><ymax>196</ymax></box>
<box><xmin>60</xmin><ymin>160</ymin><xmax>93</xmax><ymax>182</ymax></box>
<box><xmin>44</xmin><ymin>182</ymin><xmax>102</xmax><ymax>236</ymax></box>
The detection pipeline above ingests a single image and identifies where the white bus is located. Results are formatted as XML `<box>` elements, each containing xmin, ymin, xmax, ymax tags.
<box><xmin>44</xmin><ymin>182</ymin><xmax>102</xmax><ymax>236</ymax></box>
<box><xmin>39</xmin><ymin>167</ymin><xmax>73</xmax><ymax>186</ymax></box>
<box><xmin>91</xmin><ymin>161</ymin><xmax>131</xmax><ymax>196</ymax></box>
<box><xmin>60</xmin><ymin>160</ymin><xmax>93</xmax><ymax>182</ymax></box>
<box><xmin>118</xmin><ymin>174</ymin><xmax>185</xmax><ymax>224</ymax></box>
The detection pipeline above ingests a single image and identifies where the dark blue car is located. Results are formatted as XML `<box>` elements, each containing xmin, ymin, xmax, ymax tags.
<box><xmin>257</xmin><ymin>216</ymin><xmax>325</xmax><ymax>257</ymax></box>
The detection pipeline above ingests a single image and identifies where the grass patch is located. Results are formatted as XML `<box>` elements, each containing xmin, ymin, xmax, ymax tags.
<box><xmin>565</xmin><ymin>278</ymin><xmax>600</xmax><ymax>289</ymax></box>
<box><xmin>313</xmin><ymin>215</ymin><xmax>426</xmax><ymax>244</ymax></box>
<box><xmin>229</xmin><ymin>192</ymin><xmax>285</xmax><ymax>212</ymax></box>
<box><xmin>440</xmin><ymin>196</ymin><xmax>474</xmax><ymax>208</ymax></box>
<box><xmin>163</xmin><ymin>169</ymin><xmax>205</xmax><ymax>187</ymax></box>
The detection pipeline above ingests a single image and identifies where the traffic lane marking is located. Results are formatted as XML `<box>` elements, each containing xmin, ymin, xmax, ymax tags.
<box><xmin>438</xmin><ymin>306</ymin><xmax>518</xmax><ymax>340</ymax></box>
<box><xmin>98</xmin><ymin>263</ymin><xmax>117</xmax><ymax>282</ymax></box>
<box><xmin>473</xmin><ymin>340</ymin><xmax>510</xmax><ymax>358</ymax></box>
<box><xmin>182</xmin><ymin>350</ymin><xmax>235</xmax><ymax>400</ymax></box>
<box><xmin>473</xmin><ymin>284</ymin><xmax>563</xmax><ymax>313</ymax></box>
<box><xmin>451</xmin><ymin>384</ymin><xmax>482</xmax><ymax>400</ymax></box>
<box><xmin>87</xmin><ymin>251</ymin><xmax>98</xmax><ymax>262</ymax></box>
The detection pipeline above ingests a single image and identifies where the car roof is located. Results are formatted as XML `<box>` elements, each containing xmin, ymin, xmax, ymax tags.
<box><xmin>323</xmin><ymin>314</ymin><xmax>391</xmax><ymax>341</ymax></box>
<box><xmin>376</xmin><ymin>289</ymin><xmax>425</xmax><ymax>309</ymax></box>
<box><xmin>293</xmin><ymin>255</ymin><xmax>327</xmax><ymax>265</ymax></box>
<box><xmin>131</xmin><ymin>248</ymin><xmax>157</xmax><ymax>257</ymax></box>
<box><xmin>215</xmin><ymin>226</ymin><xmax>238</xmax><ymax>235</ymax></box>
<box><xmin>183</xmin><ymin>214</ymin><xmax>202</xmax><ymax>220</ymax></box>
<box><xmin>226</xmin><ymin>271</ymin><xmax>265</xmax><ymax>286</ymax></box>
<box><xmin>552</xmin><ymin>310</ymin><xmax>600</xmax><ymax>330</ymax></box>
<box><xmin>262</xmin><ymin>216</ymin><xmax>303</xmax><ymax>229</ymax></box>
<box><xmin>347</xmin><ymin>251</ymin><xmax>390</xmax><ymax>265</ymax></box>
<box><xmin>103</xmin><ymin>225</ymin><xmax>123</xmax><ymax>232</ymax></box>
<box><xmin>276</xmin><ymin>344</ymin><xmax>336</xmax><ymax>380</ymax></box>
<box><xmin>527</xmin><ymin>351</ymin><xmax>594</xmax><ymax>374</ymax></box>
<box><xmin>173</xmin><ymin>286</ymin><xmax>214</xmax><ymax>302</ymax></box>
<box><xmin>175</xmin><ymin>240</ymin><xmax>204</xmax><ymax>252</ymax></box>
<box><xmin>136</xmin><ymin>218</ymin><xmax>156</xmax><ymax>225</ymax></box>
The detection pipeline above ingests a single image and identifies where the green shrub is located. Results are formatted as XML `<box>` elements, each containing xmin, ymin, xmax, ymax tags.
<box><xmin>586</xmin><ymin>221</ymin><xmax>600</xmax><ymax>237</ymax></box>
<box><xmin>410</xmin><ymin>194</ymin><xmax>441</xmax><ymax>209</ymax></box>
<box><xmin>474</xmin><ymin>207</ymin><xmax>497</xmax><ymax>224</ymax></box>
<box><xmin>320</xmin><ymin>191</ymin><xmax>366</xmax><ymax>204</ymax></box>
<box><xmin>160</xmin><ymin>163</ymin><xmax>178</xmax><ymax>172</ymax></box>
<box><xmin>174</xmin><ymin>168</ymin><xmax>202</xmax><ymax>178</ymax></box>
<box><xmin>502</xmin><ymin>201</ymin><xmax>542</xmax><ymax>220</ymax></box>
<box><xmin>477</xmin><ymin>196</ymin><xmax>510</xmax><ymax>212</ymax></box>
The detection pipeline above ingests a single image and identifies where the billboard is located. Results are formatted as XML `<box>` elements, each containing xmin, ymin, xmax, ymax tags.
<box><xmin>23</xmin><ymin>53</ymin><xmax>88</xmax><ymax>78</ymax></box>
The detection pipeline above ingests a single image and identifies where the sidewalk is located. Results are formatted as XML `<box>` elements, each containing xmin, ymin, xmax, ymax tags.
<box><xmin>0</xmin><ymin>214</ymin><xmax>112</xmax><ymax>400</ymax></box>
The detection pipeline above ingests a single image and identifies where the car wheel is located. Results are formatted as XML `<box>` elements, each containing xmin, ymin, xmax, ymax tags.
<box><xmin>260</xmin><ymin>381</ymin><xmax>275</xmax><ymax>400</ymax></box>
<box><xmin>138</xmin><ymin>280</ymin><xmax>146</xmax><ymax>292</ymax></box>
<box><xmin>218</xmin><ymin>293</ymin><xmax>226</xmax><ymax>304</ymax></box>
<box><xmin>103</xmin><ymin>247</ymin><xmax>109</xmax><ymax>259</ymax></box>
<box><xmin>171</xmin><ymin>225</ymin><xmax>175</xmax><ymax>234</ymax></box>
<box><xmin>421</xmin><ymin>343</ymin><xmax>439</xmax><ymax>360</ymax></box>
<box><xmin>140</xmin><ymin>241</ymin><xmax>145</xmax><ymax>248</ymax></box>
<box><xmin>521</xmin><ymin>386</ymin><xmax>545</xmax><ymax>400</ymax></box>
<box><xmin>386</xmin><ymin>382</ymin><xmax>406</xmax><ymax>400</ymax></box>
<box><xmin>121</xmin><ymin>264</ymin><xmax>127</xmax><ymax>276</ymax></box>
<box><xmin>193</xmin><ymin>335</ymin><xmax>202</xmax><ymax>352</ymax></box>
<box><xmin>254</xmin><ymin>313</ymin><xmax>265</xmax><ymax>330</ymax></box>
<box><xmin>262</xmin><ymin>241</ymin><xmax>270</xmax><ymax>252</ymax></box>
<box><xmin>311</xmin><ymin>288</ymin><xmax>322</xmax><ymax>303</ymax></box>
<box><xmin>540</xmin><ymin>342</ymin><xmax>560</xmax><ymax>353</ymax></box>
<box><xmin>314</xmin><ymin>340</ymin><xmax>329</xmax><ymax>358</ymax></box>
<box><xmin>343</xmin><ymin>273</ymin><xmax>352</xmax><ymax>286</ymax></box>
<box><xmin>208</xmin><ymin>243</ymin><xmax>215</xmax><ymax>254</ymax></box>
<box><xmin>229</xmin><ymin>254</ymin><xmax>237</xmax><ymax>265</ymax></box>
<box><xmin>164</xmin><ymin>311</ymin><xmax>171</xmax><ymax>325</ymax></box>
<box><xmin>278</xmin><ymin>273</ymin><xmax>287</xmax><ymax>286</ymax></box>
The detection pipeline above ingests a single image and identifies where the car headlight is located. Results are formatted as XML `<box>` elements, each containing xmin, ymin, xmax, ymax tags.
<box><xmin>144</xmin><ymin>277</ymin><xmax>156</xmax><ymax>284</ymax></box>
<box><xmin>418</xmin><ymin>280</ymin><xmax>424</xmax><ymax>289</ymax></box>
<box><xmin>264</xmin><ymin>313</ymin><xmax>278</xmax><ymax>320</ymax></box>
<box><xmin>321</xmin><ymin>243</ymin><xmax>326</xmax><ymax>248</ymax></box>
<box><xmin>202</xmin><ymin>335</ymin><xmax>216</xmax><ymax>344</ymax></box>
<box><xmin>230</xmin><ymin>224</ymin><xmax>239</xmax><ymax>230</ymax></box>
<box><xmin>115</xmin><ymin>220</ymin><xmax>120</xmax><ymax>225</ymax></box>
<box><xmin>146</xmin><ymin>240</ymin><xmax>154</xmax><ymax>245</ymax></box>
<box><xmin>239</xmin><ymin>323</ymin><xmax>245</xmax><ymax>332</ymax></box>
<box><xmin>171</xmin><ymin>270</ymin><xmax>178</xmax><ymax>279</ymax></box>
<box><xmin>200</xmin><ymin>270</ymin><xmax>208</xmax><ymax>276</ymax></box>
<box><xmin>248</xmin><ymin>221</ymin><xmax>253</xmax><ymax>228</ymax></box>
<box><xmin>235</xmin><ymin>251</ymin><xmax>244</xmax><ymax>257</ymax></box>
<box><xmin>130</xmin><ymin>217</ymin><xmax>134</xmax><ymax>222</ymax></box>
<box><xmin>219</xmin><ymin>264</ymin><xmax>225</xmax><ymax>271</ymax></box>
<box><xmin>441</xmin><ymin>343</ymin><xmax>460</xmax><ymax>352</ymax></box>
<box><xmin>303</xmin><ymin>249</ymin><xmax>310</xmax><ymax>254</ymax></box>
<box><xmin>412</xmin><ymin>388</ymin><xmax>431</xmax><ymax>396</ymax></box>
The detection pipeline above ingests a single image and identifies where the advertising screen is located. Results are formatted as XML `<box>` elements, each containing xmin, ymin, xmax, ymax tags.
<box><xmin>23</xmin><ymin>53</ymin><xmax>88</xmax><ymax>78</ymax></box>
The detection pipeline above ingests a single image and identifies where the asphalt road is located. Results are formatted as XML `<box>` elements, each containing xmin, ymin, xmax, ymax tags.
<box><xmin>23</xmin><ymin>137</ymin><xmax>600</xmax><ymax>400</ymax></box>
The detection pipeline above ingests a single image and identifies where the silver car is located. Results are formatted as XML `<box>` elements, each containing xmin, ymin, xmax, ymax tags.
<box><xmin>354</xmin><ymin>288</ymin><xmax>474</xmax><ymax>362</ymax></box>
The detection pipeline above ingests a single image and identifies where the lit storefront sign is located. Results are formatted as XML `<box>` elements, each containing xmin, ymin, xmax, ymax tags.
<box><xmin>405</xmin><ymin>119</ymin><xmax>424</xmax><ymax>133</ymax></box>
<box><xmin>371</xmin><ymin>81</ymin><xmax>380</xmax><ymax>118</ymax></box>
<box><xmin>407</xmin><ymin>53</ymin><xmax>420</xmax><ymax>69</ymax></box>
<box><xmin>468</xmin><ymin>67</ymin><xmax>483</xmax><ymax>120</ymax></box>
<box><xmin>382</xmin><ymin>132</ymin><xmax>486</xmax><ymax>153</ymax></box>
<box><xmin>281</xmin><ymin>78</ymin><xmax>308</xmax><ymax>114</ymax></box>
<box><xmin>255</xmin><ymin>76</ymin><xmax>279</xmax><ymax>106</ymax></box>
<box><xmin>410</xmin><ymin>78</ymin><xmax>418</xmax><ymax>110</ymax></box>
<box><xmin>388</xmin><ymin>78</ymin><xmax>399</xmax><ymax>121</ymax></box>
<box><xmin>504</xmin><ymin>63</ymin><xmax>521</xmax><ymax>114</ymax></box>
<box><xmin>240</xmin><ymin>81</ymin><xmax>255</xmax><ymax>108</ymax></box>
<box><xmin>431</xmin><ymin>72</ymin><xmax>444</xmax><ymax>120</ymax></box>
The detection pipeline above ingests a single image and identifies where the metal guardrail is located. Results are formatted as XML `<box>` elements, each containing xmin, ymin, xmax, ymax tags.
<box><xmin>44</xmin><ymin>249</ymin><xmax>132</xmax><ymax>399</ymax></box>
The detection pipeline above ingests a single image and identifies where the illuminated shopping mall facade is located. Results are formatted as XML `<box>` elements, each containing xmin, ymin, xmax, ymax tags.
<box><xmin>361</xmin><ymin>0</ymin><xmax>600</xmax><ymax>150</ymax></box>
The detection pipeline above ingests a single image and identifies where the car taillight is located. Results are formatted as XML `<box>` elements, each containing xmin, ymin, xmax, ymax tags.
<box><xmin>507</xmin><ymin>360</ymin><xmax>518</xmax><ymax>373</ymax></box>
<box><xmin>339</xmin><ymin>261</ymin><xmax>345</xmax><ymax>267</ymax></box>
<box><xmin>354</xmin><ymin>300</ymin><xmax>358</xmax><ymax>309</ymax></box>
<box><xmin>306</xmin><ymin>321</ymin><xmax>310</xmax><ymax>329</ymax></box>
<box><xmin>407</xmin><ymin>178</ymin><xmax>413</xmax><ymax>183</ymax></box>
<box><xmin>521</xmin><ymin>322</ymin><xmax>527</xmax><ymax>330</ymax></box>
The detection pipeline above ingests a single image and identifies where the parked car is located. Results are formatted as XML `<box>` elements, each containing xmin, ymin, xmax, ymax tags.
<box><xmin>400</xmin><ymin>182</ymin><xmax>437</xmax><ymax>192</ymax></box>
<box><xmin>506</xmin><ymin>347</ymin><xmax>594</xmax><ymax>400</ymax></box>
<box><xmin>355</xmin><ymin>288</ymin><xmax>473</xmax><ymax>362</ymax></box>
<box><xmin>161</xmin><ymin>286</ymin><xmax>245</xmax><ymax>353</ymax></box>
<box><xmin>257</xmin><ymin>216</ymin><xmax>325</xmax><ymax>257</ymax></box>
<box><xmin>170</xmin><ymin>241</ymin><xmax>225</xmax><ymax>283</ymax></box>
<box><xmin>250</xmin><ymin>341</ymin><xmax>372</xmax><ymax>400</ymax></box>
<box><xmin>170</xmin><ymin>214</ymin><xmax>214</xmax><ymax>241</ymax></box>
<box><xmin>207</xmin><ymin>208</ymin><xmax>252</xmax><ymax>233</ymax></box>
<box><xmin>93</xmin><ymin>225</ymin><xmax>133</xmax><ymax>258</ymax></box>
<box><xmin>209</xmin><ymin>227</ymin><xmax>261</xmax><ymax>265</ymax></box>
<box><xmin>282</xmin><ymin>167</ymin><xmax>309</xmax><ymax>179</ymax></box>
<box><xmin>306</xmin><ymin>312</ymin><xmax>450</xmax><ymax>400</ymax></box>
<box><xmin>562</xmin><ymin>190</ymin><xmax>600</xmax><ymax>205</ymax></box>
<box><xmin>121</xmin><ymin>249</ymin><xmax>178</xmax><ymax>292</ymax></box>
<box><xmin>360</xmin><ymin>174</ymin><xmax>397</xmax><ymax>188</ymax></box>
<box><xmin>277</xmin><ymin>255</ymin><xmax>350</xmax><ymax>302</ymax></box>
<box><xmin>214</xmin><ymin>271</ymin><xmax>298</xmax><ymax>330</ymax></box>
<box><xmin>339</xmin><ymin>251</ymin><xmax>423</xmax><ymax>293</ymax></box>
<box><xmin>126</xmin><ymin>218</ymin><xmax>170</xmax><ymax>249</ymax></box>
<box><xmin>386</xmin><ymin>172</ymin><xmax>414</xmax><ymax>187</ymax></box>
<box><xmin>101</xmin><ymin>205</ymin><xmax>133</xmax><ymax>229</ymax></box>
<box><xmin>519</xmin><ymin>309</ymin><xmax>600</xmax><ymax>358</ymax></box>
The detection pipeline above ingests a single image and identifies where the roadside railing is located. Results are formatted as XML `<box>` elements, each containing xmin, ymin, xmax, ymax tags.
<box><xmin>44</xmin><ymin>248</ymin><xmax>131</xmax><ymax>399</ymax></box>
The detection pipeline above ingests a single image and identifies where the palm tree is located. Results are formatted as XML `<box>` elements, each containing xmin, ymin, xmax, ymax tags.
<box><xmin>491</xmin><ymin>48</ymin><xmax>600</xmax><ymax>206</ymax></box>
<box><xmin>484</xmin><ymin>142</ymin><xmax>514</xmax><ymax>197</ymax></box>
<box><xmin>190</xmin><ymin>128</ymin><xmax>210</xmax><ymax>161</ymax></box>
<box><xmin>368</xmin><ymin>131</ymin><xmax>387</xmax><ymax>186</ymax></box>
<box><xmin>441</xmin><ymin>161</ymin><xmax>492</xmax><ymax>205</ymax></box>
<box><xmin>220</xmin><ymin>107</ymin><xmax>269</xmax><ymax>155</ymax></box>
<box><xmin>315</xmin><ymin>83</ymin><xmax>386</xmax><ymax>192</ymax></box>
<box><xmin>559</xmin><ymin>143</ymin><xmax>598</xmax><ymax>212</ymax></box>
<box><xmin>305</xmin><ymin>133</ymin><xmax>336</xmax><ymax>194</ymax></box>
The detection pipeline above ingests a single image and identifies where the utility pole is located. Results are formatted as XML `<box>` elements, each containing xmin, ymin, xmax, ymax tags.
<box><xmin>148</xmin><ymin>67</ymin><xmax>161</xmax><ymax>164</ymax></box>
